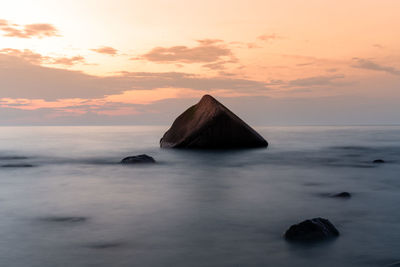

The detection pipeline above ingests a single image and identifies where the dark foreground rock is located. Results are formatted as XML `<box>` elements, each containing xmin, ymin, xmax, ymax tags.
<box><xmin>332</xmin><ymin>192</ymin><xmax>351</xmax><ymax>198</ymax></box>
<box><xmin>373</xmin><ymin>159</ymin><xmax>385</xmax><ymax>164</ymax></box>
<box><xmin>284</xmin><ymin>217</ymin><xmax>339</xmax><ymax>242</ymax></box>
<box><xmin>160</xmin><ymin>95</ymin><xmax>268</xmax><ymax>149</ymax></box>
<box><xmin>121</xmin><ymin>154</ymin><xmax>155</xmax><ymax>164</ymax></box>
<box><xmin>386</xmin><ymin>261</ymin><xmax>400</xmax><ymax>267</ymax></box>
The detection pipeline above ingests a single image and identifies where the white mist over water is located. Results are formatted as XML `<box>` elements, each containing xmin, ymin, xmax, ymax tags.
<box><xmin>0</xmin><ymin>126</ymin><xmax>400</xmax><ymax>267</ymax></box>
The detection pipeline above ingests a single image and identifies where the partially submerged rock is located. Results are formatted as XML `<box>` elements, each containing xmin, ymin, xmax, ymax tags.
<box><xmin>331</xmin><ymin>192</ymin><xmax>351</xmax><ymax>198</ymax></box>
<box><xmin>39</xmin><ymin>216</ymin><xmax>88</xmax><ymax>223</ymax></box>
<box><xmin>284</xmin><ymin>217</ymin><xmax>339</xmax><ymax>242</ymax></box>
<box><xmin>1</xmin><ymin>164</ymin><xmax>34</xmax><ymax>168</ymax></box>
<box><xmin>0</xmin><ymin>156</ymin><xmax>28</xmax><ymax>160</ymax></box>
<box><xmin>86</xmin><ymin>242</ymin><xmax>123</xmax><ymax>249</ymax></box>
<box><xmin>160</xmin><ymin>95</ymin><xmax>268</xmax><ymax>149</ymax></box>
<box><xmin>373</xmin><ymin>159</ymin><xmax>385</xmax><ymax>164</ymax></box>
<box><xmin>121</xmin><ymin>154</ymin><xmax>155</xmax><ymax>164</ymax></box>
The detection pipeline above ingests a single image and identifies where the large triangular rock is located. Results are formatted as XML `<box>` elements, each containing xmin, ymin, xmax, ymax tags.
<box><xmin>160</xmin><ymin>95</ymin><xmax>268</xmax><ymax>149</ymax></box>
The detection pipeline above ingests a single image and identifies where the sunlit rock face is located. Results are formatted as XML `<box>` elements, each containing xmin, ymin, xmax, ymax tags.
<box><xmin>160</xmin><ymin>94</ymin><xmax>268</xmax><ymax>149</ymax></box>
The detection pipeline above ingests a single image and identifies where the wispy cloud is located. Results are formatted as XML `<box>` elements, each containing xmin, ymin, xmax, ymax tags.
<box><xmin>91</xmin><ymin>46</ymin><xmax>118</xmax><ymax>56</ymax></box>
<box><xmin>352</xmin><ymin>58</ymin><xmax>400</xmax><ymax>76</ymax></box>
<box><xmin>372</xmin><ymin>44</ymin><xmax>384</xmax><ymax>49</ymax></box>
<box><xmin>288</xmin><ymin>75</ymin><xmax>345</xmax><ymax>87</ymax></box>
<box><xmin>0</xmin><ymin>19</ymin><xmax>59</xmax><ymax>38</ymax></box>
<box><xmin>257</xmin><ymin>33</ymin><xmax>280</xmax><ymax>42</ymax></box>
<box><xmin>229</xmin><ymin>33</ymin><xmax>281</xmax><ymax>50</ymax></box>
<box><xmin>0</xmin><ymin>48</ymin><xmax>85</xmax><ymax>66</ymax></box>
<box><xmin>201</xmin><ymin>59</ymin><xmax>238</xmax><ymax>70</ymax></box>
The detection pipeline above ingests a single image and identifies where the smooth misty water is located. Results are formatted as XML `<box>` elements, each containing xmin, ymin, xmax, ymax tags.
<box><xmin>0</xmin><ymin>126</ymin><xmax>400</xmax><ymax>267</ymax></box>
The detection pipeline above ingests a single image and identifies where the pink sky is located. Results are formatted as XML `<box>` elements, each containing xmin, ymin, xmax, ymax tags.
<box><xmin>0</xmin><ymin>0</ymin><xmax>399</xmax><ymax>125</ymax></box>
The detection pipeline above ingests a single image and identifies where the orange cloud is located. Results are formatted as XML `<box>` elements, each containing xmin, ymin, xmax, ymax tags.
<box><xmin>0</xmin><ymin>19</ymin><xmax>59</xmax><ymax>38</ymax></box>
<box><xmin>135</xmin><ymin>39</ymin><xmax>234</xmax><ymax>64</ymax></box>
<box><xmin>196</xmin><ymin>39</ymin><xmax>224</xmax><ymax>45</ymax></box>
<box><xmin>0</xmin><ymin>48</ymin><xmax>45</xmax><ymax>64</ymax></box>
<box><xmin>91</xmin><ymin>46</ymin><xmax>118</xmax><ymax>55</ymax></box>
<box><xmin>52</xmin><ymin>56</ymin><xmax>85</xmax><ymax>66</ymax></box>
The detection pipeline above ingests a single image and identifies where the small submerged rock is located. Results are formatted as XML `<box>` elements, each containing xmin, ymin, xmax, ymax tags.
<box><xmin>39</xmin><ymin>216</ymin><xmax>88</xmax><ymax>223</ymax></box>
<box><xmin>331</xmin><ymin>192</ymin><xmax>351</xmax><ymax>198</ymax></box>
<box><xmin>1</xmin><ymin>164</ymin><xmax>34</xmax><ymax>168</ymax></box>
<box><xmin>284</xmin><ymin>217</ymin><xmax>339</xmax><ymax>242</ymax></box>
<box><xmin>0</xmin><ymin>156</ymin><xmax>29</xmax><ymax>160</ymax></box>
<box><xmin>86</xmin><ymin>242</ymin><xmax>123</xmax><ymax>249</ymax></box>
<box><xmin>121</xmin><ymin>154</ymin><xmax>155</xmax><ymax>164</ymax></box>
<box><xmin>373</xmin><ymin>159</ymin><xmax>385</xmax><ymax>164</ymax></box>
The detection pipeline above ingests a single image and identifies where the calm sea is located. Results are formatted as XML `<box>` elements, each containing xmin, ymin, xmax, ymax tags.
<box><xmin>0</xmin><ymin>126</ymin><xmax>399</xmax><ymax>267</ymax></box>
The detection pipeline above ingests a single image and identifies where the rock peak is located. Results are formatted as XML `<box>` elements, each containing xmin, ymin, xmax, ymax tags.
<box><xmin>160</xmin><ymin>94</ymin><xmax>268</xmax><ymax>149</ymax></box>
<box><xmin>200</xmin><ymin>94</ymin><xmax>214</xmax><ymax>100</ymax></box>
<box><xmin>199</xmin><ymin>94</ymin><xmax>216</xmax><ymax>102</ymax></box>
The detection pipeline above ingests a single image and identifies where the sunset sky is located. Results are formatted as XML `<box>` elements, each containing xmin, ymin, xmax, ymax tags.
<box><xmin>1</xmin><ymin>0</ymin><xmax>399</xmax><ymax>125</ymax></box>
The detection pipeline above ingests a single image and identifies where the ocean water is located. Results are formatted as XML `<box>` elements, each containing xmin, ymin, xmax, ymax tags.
<box><xmin>0</xmin><ymin>125</ymin><xmax>400</xmax><ymax>267</ymax></box>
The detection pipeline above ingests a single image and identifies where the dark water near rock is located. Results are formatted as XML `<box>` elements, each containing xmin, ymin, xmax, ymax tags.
<box><xmin>0</xmin><ymin>126</ymin><xmax>400</xmax><ymax>267</ymax></box>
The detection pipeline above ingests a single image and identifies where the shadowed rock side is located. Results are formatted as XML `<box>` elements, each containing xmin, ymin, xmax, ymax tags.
<box><xmin>160</xmin><ymin>95</ymin><xmax>268</xmax><ymax>149</ymax></box>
